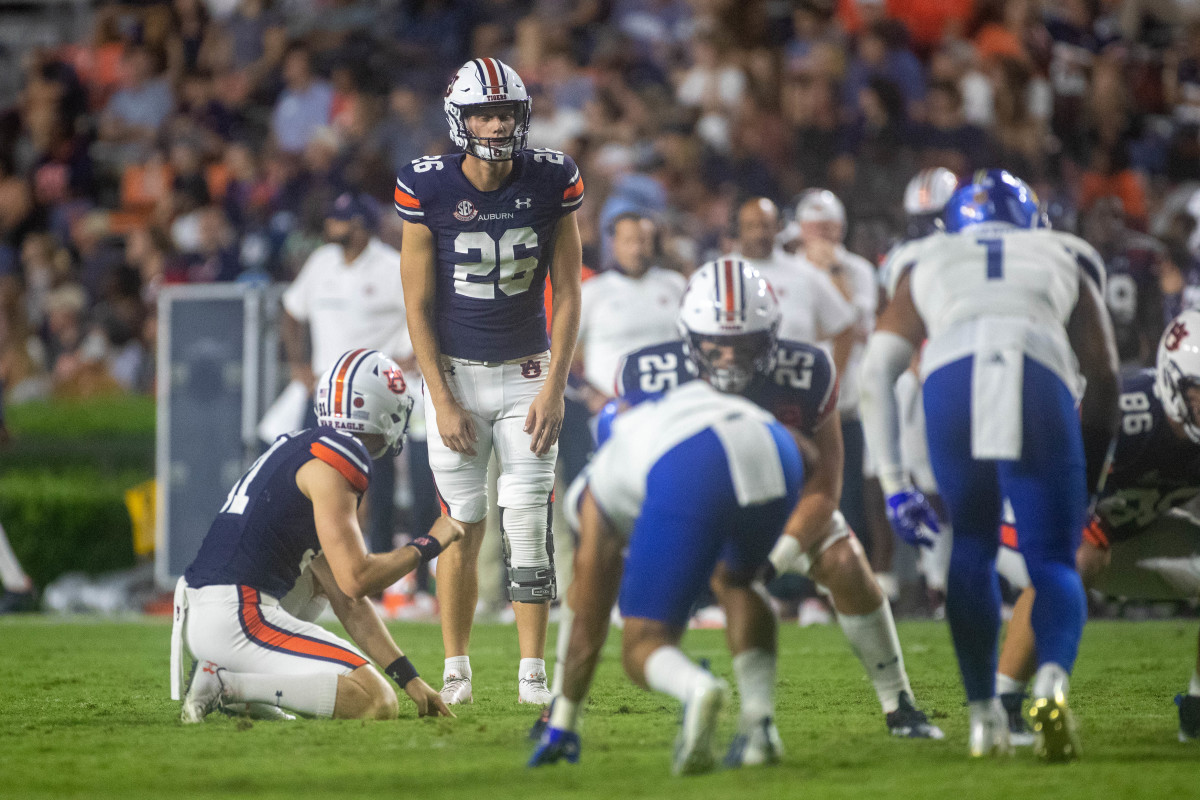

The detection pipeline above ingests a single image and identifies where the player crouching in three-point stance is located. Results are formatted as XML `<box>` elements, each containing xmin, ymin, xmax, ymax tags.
<box><xmin>860</xmin><ymin>170</ymin><xmax>1120</xmax><ymax>761</ymax></box>
<box><xmin>530</xmin><ymin>261</ymin><xmax>804</xmax><ymax>775</ymax></box>
<box><xmin>396</xmin><ymin>57</ymin><xmax>583</xmax><ymax>705</ymax></box>
<box><xmin>173</xmin><ymin>350</ymin><xmax>460</xmax><ymax>723</ymax></box>
<box><xmin>607</xmin><ymin>260</ymin><xmax>941</xmax><ymax>739</ymax></box>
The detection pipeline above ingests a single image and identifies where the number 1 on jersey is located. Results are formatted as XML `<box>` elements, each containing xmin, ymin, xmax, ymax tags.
<box><xmin>978</xmin><ymin>238</ymin><xmax>1003</xmax><ymax>280</ymax></box>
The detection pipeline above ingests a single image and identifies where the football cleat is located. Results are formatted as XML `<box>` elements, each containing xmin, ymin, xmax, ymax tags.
<box><xmin>886</xmin><ymin>691</ymin><xmax>944</xmax><ymax>739</ymax></box>
<box><xmin>519</xmin><ymin>673</ymin><xmax>553</xmax><ymax>705</ymax></box>
<box><xmin>529</xmin><ymin>726</ymin><xmax>582</xmax><ymax>767</ymax></box>
<box><xmin>672</xmin><ymin>678</ymin><xmax>729</xmax><ymax>776</ymax></box>
<box><xmin>181</xmin><ymin>660</ymin><xmax>227</xmax><ymax>724</ymax></box>
<box><xmin>0</xmin><ymin>588</ymin><xmax>38</xmax><ymax>614</ymax></box>
<box><xmin>724</xmin><ymin>716</ymin><xmax>784</xmax><ymax>767</ymax></box>
<box><xmin>999</xmin><ymin>692</ymin><xmax>1035</xmax><ymax>746</ymax></box>
<box><xmin>1175</xmin><ymin>693</ymin><xmax>1200</xmax><ymax>742</ymax></box>
<box><xmin>1029</xmin><ymin>692</ymin><xmax>1081</xmax><ymax>763</ymax></box>
<box><xmin>528</xmin><ymin>703</ymin><xmax>552</xmax><ymax>740</ymax></box>
<box><xmin>968</xmin><ymin>698</ymin><xmax>1012</xmax><ymax>758</ymax></box>
<box><xmin>440</xmin><ymin>674</ymin><xmax>473</xmax><ymax>705</ymax></box>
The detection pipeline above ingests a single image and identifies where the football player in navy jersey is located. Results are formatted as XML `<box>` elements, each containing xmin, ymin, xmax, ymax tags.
<box><xmin>995</xmin><ymin>311</ymin><xmax>1200</xmax><ymax>744</ymax></box>
<box><xmin>396</xmin><ymin>57</ymin><xmax>583</xmax><ymax>705</ymax></box>
<box><xmin>609</xmin><ymin>259</ymin><xmax>941</xmax><ymax>740</ymax></box>
<box><xmin>174</xmin><ymin>350</ymin><xmax>461</xmax><ymax>723</ymax></box>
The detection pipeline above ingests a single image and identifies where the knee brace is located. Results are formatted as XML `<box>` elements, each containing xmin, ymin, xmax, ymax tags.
<box><xmin>500</xmin><ymin>503</ymin><xmax>556</xmax><ymax>603</ymax></box>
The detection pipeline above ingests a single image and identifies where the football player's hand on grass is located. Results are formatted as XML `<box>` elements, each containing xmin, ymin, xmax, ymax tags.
<box><xmin>404</xmin><ymin>677</ymin><xmax>456</xmax><ymax>718</ymax></box>
<box><xmin>525</xmin><ymin>386</ymin><xmax>564</xmax><ymax>456</ymax></box>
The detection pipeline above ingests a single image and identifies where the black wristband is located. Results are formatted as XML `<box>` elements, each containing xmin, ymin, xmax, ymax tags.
<box><xmin>385</xmin><ymin>655</ymin><xmax>419</xmax><ymax>687</ymax></box>
<box><xmin>407</xmin><ymin>535</ymin><xmax>443</xmax><ymax>563</ymax></box>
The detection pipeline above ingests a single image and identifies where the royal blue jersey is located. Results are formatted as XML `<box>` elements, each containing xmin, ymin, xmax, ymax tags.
<box><xmin>615</xmin><ymin>339</ymin><xmax>838</xmax><ymax>437</ymax></box>
<box><xmin>1096</xmin><ymin>369</ymin><xmax>1200</xmax><ymax>543</ymax></box>
<box><xmin>394</xmin><ymin>149</ymin><xmax>584</xmax><ymax>362</ymax></box>
<box><xmin>185</xmin><ymin>427</ymin><xmax>371</xmax><ymax>598</ymax></box>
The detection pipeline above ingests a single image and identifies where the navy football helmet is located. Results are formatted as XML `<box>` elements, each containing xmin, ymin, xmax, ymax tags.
<box><xmin>942</xmin><ymin>169</ymin><xmax>1046</xmax><ymax>233</ymax></box>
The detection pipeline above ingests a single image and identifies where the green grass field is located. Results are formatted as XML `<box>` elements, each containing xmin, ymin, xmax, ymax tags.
<box><xmin>1</xmin><ymin>617</ymin><xmax>1195</xmax><ymax>800</ymax></box>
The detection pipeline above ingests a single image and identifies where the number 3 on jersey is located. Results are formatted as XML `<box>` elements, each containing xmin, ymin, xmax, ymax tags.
<box><xmin>454</xmin><ymin>227</ymin><xmax>539</xmax><ymax>298</ymax></box>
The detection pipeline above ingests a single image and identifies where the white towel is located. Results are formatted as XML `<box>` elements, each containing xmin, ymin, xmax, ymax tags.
<box><xmin>169</xmin><ymin>577</ymin><xmax>190</xmax><ymax>701</ymax></box>
<box><xmin>257</xmin><ymin>380</ymin><xmax>310</xmax><ymax>444</ymax></box>
<box><xmin>713</xmin><ymin>416</ymin><xmax>787</xmax><ymax>507</ymax></box>
<box><xmin>971</xmin><ymin>319</ymin><xmax>1026</xmax><ymax>460</ymax></box>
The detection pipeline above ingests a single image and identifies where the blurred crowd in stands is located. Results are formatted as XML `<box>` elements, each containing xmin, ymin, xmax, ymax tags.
<box><xmin>2</xmin><ymin>0</ymin><xmax>1200</xmax><ymax>406</ymax></box>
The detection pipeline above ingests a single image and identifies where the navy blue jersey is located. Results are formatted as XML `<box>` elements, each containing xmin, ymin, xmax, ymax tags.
<box><xmin>616</xmin><ymin>339</ymin><xmax>838</xmax><ymax>437</ymax></box>
<box><xmin>185</xmin><ymin>427</ymin><xmax>371</xmax><ymax>598</ymax></box>
<box><xmin>1095</xmin><ymin>369</ymin><xmax>1200</xmax><ymax>543</ymax></box>
<box><xmin>394</xmin><ymin>149</ymin><xmax>584</xmax><ymax>362</ymax></box>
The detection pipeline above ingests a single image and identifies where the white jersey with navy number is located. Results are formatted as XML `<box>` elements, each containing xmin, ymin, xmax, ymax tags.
<box><xmin>394</xmin><ymin>149</ymin><xmax>584</xmax><ymax>362</ymax></box>
<box><xmin>900</xmin><ymin>227</ymin><xmax>1104</xmax><ymax>392</ymax></box>
<box><xmin>584</xmin><ymin>381</ymin><xmax>792</xmax><ymax>537</ymax></box>
<box><xmin>899</xmin><ymin>226</ymin><xmax>1104</xmax><ymax>460</ymax></box>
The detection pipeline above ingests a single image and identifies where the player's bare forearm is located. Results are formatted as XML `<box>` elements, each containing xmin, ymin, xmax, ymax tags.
<box><xmin>561</xmin><ymin>490</ymin><xmax>623</xmax><ymax>704</ymax></box>
<box><xmin>782</xmin><ymin>490</ymin><xmax>840</xmax><ymax>552</ymax></box>
<box><xmin>400</xmin><ymin>221</ymin><xmax>453</xmax><ymax>405</ymax></box>
<box><xmin>546</xmin><ymin>212</ymin><xmax>583</xmax><ymax>396</ymax></box>
<box><xmin>313</xmin><ymin>555</ymin><xmax>404</xmax><ymax>666</ymax></box>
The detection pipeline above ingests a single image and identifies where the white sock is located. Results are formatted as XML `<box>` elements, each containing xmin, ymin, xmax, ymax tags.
<box><xmin>551</xmin><ymin>604</ymin><xmax>573</xmax><ymax>695</ymax></box>
<box><xmin>996</xmin><ymin>672</ymin><xmax>1027</xmax><ymax>696</ymax></box>
<box><xmin>445</xmin><ymin>656</ymin><xmax>471</xmax><ymax>681</ymax></box>
<box><xmin>732</xmin><ymin>648</ymin><xmax>776</xmax><ymax>724</ymax></box>
<box><xmin>519</xmin><ymin>657</ymin><xmax>546</xmax><ymax>682</ymax></box>
<box><xmin>0</xmin><ymin>521</ymin><xmax>32</xmax><ymax>592</ymax></box>
<box><xmin>549</xmin><ymin>696</ymin><xmax>581</xmax><ymax>731</ymax></box>
<box><xmin>222</xmin><ymin>671</ymin><xmax>338</xmax><ymax>718</ymax></box>
<box><xmin>837</xmin><ymin>601</ymin><xmax>912</xmax><ymax>713</ymax></box>
<box><xmin>1188</xmin><ymin>669</ymin><xmax>1200</xmax><ymax>697</ymax></box>
<box><xmin>1032</xmin><ymin>662</ymin><xmax>1069</xmax><ymax>701</ymax></box>
<box><xmin>644</xmin><ymin>646</ymin><xmax>718</xmax><ymax>704</ymax></box>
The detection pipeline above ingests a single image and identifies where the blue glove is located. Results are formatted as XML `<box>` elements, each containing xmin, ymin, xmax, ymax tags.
<box><xmin>529</xmin><ymin>726</ymin><xmax>581</xmax><ymax>767</ymax></box>
<box><xmin>886</xmin><ymin>488</ymin><xmax>940</xmax><ymax>548</ymax></box>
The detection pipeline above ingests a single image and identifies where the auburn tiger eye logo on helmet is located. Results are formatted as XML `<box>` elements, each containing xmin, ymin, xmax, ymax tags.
<box><xmin>383</xmin><ymin>368</ymin><xmax>407</xmax><ymax>394</ymax></box>
<box><xmin>1166</xmin><ymin>320</ymin><xmax>1189</xmax><ymax>351</ymax></box>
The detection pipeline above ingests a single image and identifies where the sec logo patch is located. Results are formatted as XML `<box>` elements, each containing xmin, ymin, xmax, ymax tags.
<box><xmin>453</xmin><ymin>200</ymin><xmax>478</xmax><ymax>222</ymax></box>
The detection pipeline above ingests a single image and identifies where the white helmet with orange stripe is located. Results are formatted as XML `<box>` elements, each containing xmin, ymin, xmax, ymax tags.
<box><xmin>444</xmin><ymin>57</ymin><xmax>530</xmax><ymax>162</ymax></box>
<box><xmin>902</xmin><ymin>167</ymin><xmax>958</xmax><ymax>239</ymax></box>
<box><xmin>1156</xmin><ymin>310</ymin><xmax>1200</xmax><ymax>444</ymax></box>
<box><xmin>316</xmin><ymin>349</ymin><xmax>415</xmax><ymax>458</ymax></box>
<box><xmin>677</xmin><ymin>258</ymin><xmax>781</xmax><ymax>393</ymax></box>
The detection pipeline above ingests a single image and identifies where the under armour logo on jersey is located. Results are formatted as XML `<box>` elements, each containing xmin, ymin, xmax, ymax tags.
<box><xmin>521</xmin><ymin>359</ymin><xmax>542</xmax><ymax>379</ymax></box>
<box><xmin>1166</xmin><ymin>320</ymin><xmax>1189</xmax><ymax>351</ymax></box>
<box><xmin>515</xmin><ymin>197</ymin><xmax>532</xmax><ymax>209</ymax></box>
<box><xmin>383</xmin><ymin>367</ymin><xmax>407</xmax><ymax>394</ymax></box>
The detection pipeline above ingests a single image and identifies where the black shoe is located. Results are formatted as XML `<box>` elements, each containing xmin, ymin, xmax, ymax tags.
<box><xmin>886</xmin><ymin>691</ymin><xmax>944</xmax><ymax>739</ymax></box>
<box><xmin>1000</xmin><ymin>692</ymin><xmax>1035</xmax><ymax>746</ymax></box>
<box><xmin>0</xmin><ymin>588</ymin><xmax>38</xmax><ymax>614</ymax></box>
<box><xmin>1176</xmin><ymin>693</ymin><xmax>1200</xmax><ymax>742</ymax></box>
<box><xmin>529</xmin><ymin>703</ymin><xmax>552</xmax><ymax>741</ymax></box>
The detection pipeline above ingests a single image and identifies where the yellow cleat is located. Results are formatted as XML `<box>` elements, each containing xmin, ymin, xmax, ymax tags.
<box><xmin>1028</xmin><ymin>692</ymin><xmax>1081</xmax><ymax>763</ymax></box>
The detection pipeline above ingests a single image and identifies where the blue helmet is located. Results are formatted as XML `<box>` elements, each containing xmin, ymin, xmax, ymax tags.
<box><xmin>942</xmin><ymin>169</ymin><xmax>1046</xmax><ymax>233</ymax></box>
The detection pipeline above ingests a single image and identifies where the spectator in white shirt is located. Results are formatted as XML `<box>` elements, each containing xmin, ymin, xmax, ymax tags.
<box><xmin>575</xmin><ymin>212</ymin><xmax>686</xmax><ymax>415</ymax></box>
<box><xmin>726</xmin><ymin>197</ymin><xmax>856</xmax><ymax>378</ymax></box>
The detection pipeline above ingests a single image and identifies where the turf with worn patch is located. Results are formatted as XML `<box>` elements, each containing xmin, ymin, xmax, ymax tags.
<box><xmin>0</xmin><ymin>617</ymin><xmax>1195</xmax><ymax>800</ymax></box>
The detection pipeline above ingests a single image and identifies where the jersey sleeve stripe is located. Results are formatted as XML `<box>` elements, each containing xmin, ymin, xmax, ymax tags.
<box><xmin>238</xmin><ymin>586</ymin><xmax>368</xmax><ymax>669</ymax></box>
<box><xmin>318</xmin><ymin>435</ymin><xmax>369</xmax><ymax>474</ymax></box>
<box><xmin>562</xmin><ymin>177</ymin><xmax>585</xmax><ymax>202</ymax></box>
<box><xmin>394</xmin><ymin>187</ymin><xmax>421</xmax><ymax>209</ymax></box>
<box><xmin>396</xmin><ymin>177</ymin><xmax>416</xmax><ymax>194</ymax></box>
<box><xmin>310</xmin><ymin>442</ymin><xmax>369</xmax><ymax>492</ymax></box>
